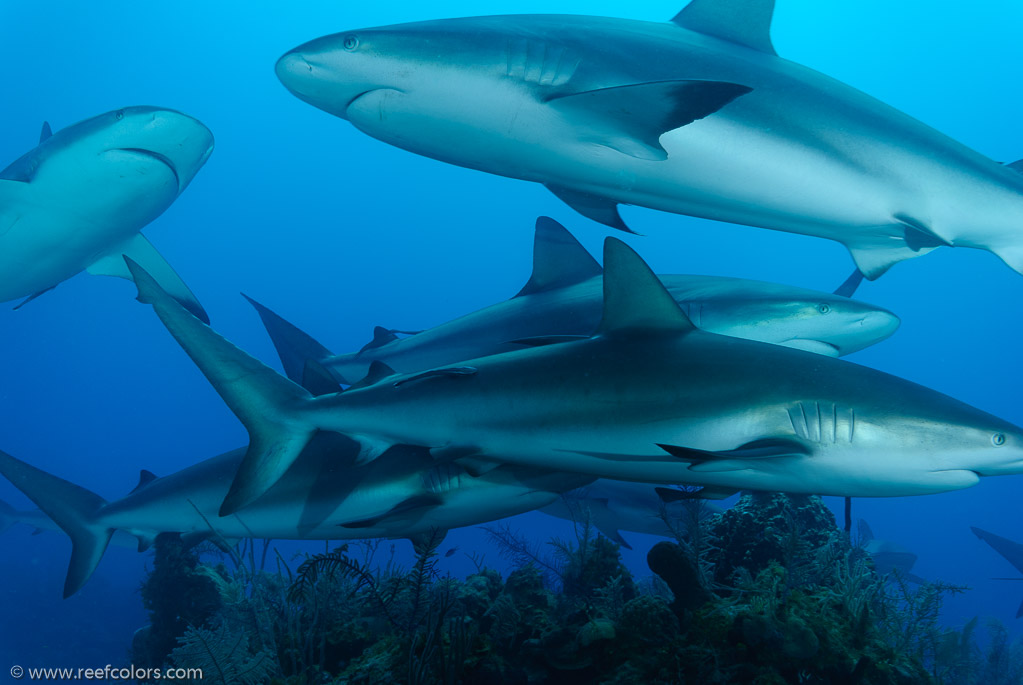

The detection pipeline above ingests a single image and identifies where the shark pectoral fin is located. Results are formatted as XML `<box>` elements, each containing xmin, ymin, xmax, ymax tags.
<box><xmin>348</xmin><ymin>361</ymin><xmax>398</xmax><ymax>391</ymax></box>
<box><xmin>515</xmin><ymin>217</ymin><xmax>603</xmax><ymax>297</ymax></box>
<box><xmin>545</xmin><ymin>185</ymin><xmax>634</xmax><ymax>233</ymax></box>
<box><xmin>508</xmin><ymin>335</ymin><xmax>589</xmax><ymax>348</ymax></box>
<box><xmin>671</xmin><ymin>0</ymin><xmax>777</xmax><ymax>54</ymax></box>
<box><xmin>0</xmin><ymin>448</ymin><xmax>112</xmax><ymax>598</ymax></box>
<box><xmin>39</xmin><ymin>121</ymin><xmax>53</xmax><ymax>143</ymax></box>
<box><xmin>339</xmin><ymin>494</ymin><xmax>444</xmax><ymax>529</ymax></box>
<box><xmin>686</xmin><ymin>460</ymin><xmax>755</xmax><ymax>473</ymax></box>
<box><xmin>360</xmin><ymin>326</ymin><xmax>399</xmax><ymax>352</ymax></box>
<box><xmin>242</xmin><ymin>294</ymin><xmax>336</xmax><ymax>386</ymax></box>
<box><xmin>600</xmin><ymin>239</ymin><xmax>697</xmax><ymax>335</ymax></box>
<box><xmin>124</xmin><ymin>258</ymin><xmax>318</xmax><ymax>517</ymax></box>
<box><xmin>659</xmin><ymin>437</ymin><xmax>806</xmax><ymax>471</ymax></box>
<box><xmin>393</xmin><ymin>366</ymin><xmax>478</xmax><ymax>388</ymax></box>
<box><xmin>13</xmin><ymin>286</ymin><xmax>56</xmax><ymax>310</ymax></box>
<box><xmin>90</xmin><ymin>233</ymin><xmax>209</xmax><ymax>323</ymax></box>
<box><xmin>656</xmin><ymin>485</ymin><xmax>738</xmax><ymax>501</ymax></box>
<box><xmin>990</xmin><ymin>244</ymin><xmax>1023</xmax><ymax>277</ymax></box>
<box><xmin>549</xmin><ymin>80</ymin><xmax>751</xmax><ymax>160</ymax></box>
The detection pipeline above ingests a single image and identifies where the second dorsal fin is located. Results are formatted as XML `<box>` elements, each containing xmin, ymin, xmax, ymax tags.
<box><xmin>515</xmin><ymin>217</ymin><xmax>602</xmax><ymax>297</ymax></box>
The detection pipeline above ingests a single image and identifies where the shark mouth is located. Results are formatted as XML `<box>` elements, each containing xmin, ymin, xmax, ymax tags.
<box><xmin>114</xmin><ymin>148</ymin><xmax>181</xmax><ymax>190</ymax></box>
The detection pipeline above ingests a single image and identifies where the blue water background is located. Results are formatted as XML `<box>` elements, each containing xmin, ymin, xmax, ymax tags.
<box><xmin>1</xmin><ymin>0</ymin><xmax>1022</xmax><ymax>669</ymax></box>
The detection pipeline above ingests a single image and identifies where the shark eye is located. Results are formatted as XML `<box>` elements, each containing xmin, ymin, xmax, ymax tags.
<box><xmin>993</xmin><ymin>433</ymin><xmax>1006</xmax><ymax>446</ymax></box>
<box><xmin>342</xmin><ymin>34</ymin><xmax>360</xmax><ymax>51</ymax></box>
<box><xmin>114</xmin><ymin>110</ymin><xmax>125</xmax><ymax>121</ymax></box>
<box><xmin>817</xmin><ymin>303</ymin><xmax>831</xmax><ymax>314</ymax></box>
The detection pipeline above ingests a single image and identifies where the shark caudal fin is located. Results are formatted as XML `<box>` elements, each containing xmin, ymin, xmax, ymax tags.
<box><xmin>0</xmin><ymin>449</ymin><xmax>111</xmax><ymax>597</ymax></box>
<box><xmin>125</xmin><ymin>258</ymin><xmax>318</xmax><ymax>516</ymax></box>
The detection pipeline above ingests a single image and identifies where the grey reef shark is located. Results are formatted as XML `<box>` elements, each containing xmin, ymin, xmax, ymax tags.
<box><xmin>971</xmin><ymin>526</ymin><xmax>1023</xmax><ymax>618</ymax></box>
<box><xmin>0</xmin><ymin>106</ymin><xmax>212</xmax><ymax>321</ymax></box>
<box><xmin>124</xmin><ymin>238</ymin><xmax>1023</xmax><ymax>517</ymax></box>
<box><xmin>0</xmin><ymin>433</ymin><xmax>591</xmax><ymax>597</ymax></box>
<box><xmin>276</xmin><ymin>0</ymin><xmax>1023</xmax><ymax>279</ymax></box>
<box><xmin>856</xmin><ymin>519</ymin><xmax>924</xmax><ymax>584</ymax></box>
<box><xmin>246</xmin><ymin>216</ymin><xmax>898</xmax><ymax>388</ymax></box>
<box><xmin>540</xmin><ymin>480</ymin><xmax>723</xmax><ymax>550</ymax></box>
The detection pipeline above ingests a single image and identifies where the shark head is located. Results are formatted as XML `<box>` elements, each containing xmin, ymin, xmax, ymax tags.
<box><xmin>6</xmin><ymin>106</ymin><xmax>215</xmax><ymax>196</ymax></box>
<box><xmin>668</xmin><ymin>281</ymin><xmax>900</xmax><ymax>357</ymax></box>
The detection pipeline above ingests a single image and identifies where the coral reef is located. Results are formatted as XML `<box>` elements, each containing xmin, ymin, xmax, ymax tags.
<box><xmin>130</xmin><ymin>495</ymin><xmax>1023</xmax><ymax>684</ymax></box>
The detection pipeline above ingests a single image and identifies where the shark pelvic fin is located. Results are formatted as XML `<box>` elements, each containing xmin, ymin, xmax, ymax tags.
<box><xmin>0</xmin><ymin>448</ymin><xmax>112</xmax><ymax>598</ymax></box>
<box><xmin>671</xmin><ymin>0</ymin><xmax>777</xmax><ymax>55</ymax></box>
<box><xmin>599</xmin><ymin>238</ymin><xmax>697</xmax><ymax>335</ymax></box>
<box><xmin>515</xmin><ymin>217</ymin><xmax>603</xmax><ymax>297</ymax></box>
<box><xmin>549</xmin><ymin>80</ymin><xmax>751</xmax><ymax>161</ymax></box>
<box><xmin>832</xmin><ymin>269</ymin><xmax>865</xmax><ymax>298</ymax></box>
<box><xmin>39</xmin><ymin>121</ymin><xmax>53</xmax><ymax>143</ymax></box>
<box><xmin>243</xmin><ymin>294</ymin><xmax>337</xmax><ymax>385</ymax></box>
<box><xmin>545</xmin><ymin>185</ymin><xmax>635</xmax><ymax>233</ymax></box>
<box><xmin>125</xmin><ymin>258</ymin><xmax>317</xmax><ymax>517</ymax></box>
<box><xmin>348</xmin><ymin>360</ymin><xmax>398</xmax><ymax>391</ymax></box>
<box><xmin>88</xmin><ymin>233</ymin><xmax>208</xmax><ymax>323</ymax></box>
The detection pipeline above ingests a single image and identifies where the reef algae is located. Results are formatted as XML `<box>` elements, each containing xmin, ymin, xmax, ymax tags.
<box><xmin>129</xmin><ymin>496</ymin><xmax>1021</xmax><ymax>683</ymax></box>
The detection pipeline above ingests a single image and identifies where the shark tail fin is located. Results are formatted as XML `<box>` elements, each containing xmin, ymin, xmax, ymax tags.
<box><xmin>0</xmin><ymin>449</ymin><xmax>111</xmax><ymax>597</ymax></box>
<box><xmin>241</xmin><ymin>294</ymin><xmax>343</xmax><ymax>385</ymax></box>
<box><xmin>125</xmin><ymin>258</ymin><xmax>319</xmax><ymax>517</ymax></box>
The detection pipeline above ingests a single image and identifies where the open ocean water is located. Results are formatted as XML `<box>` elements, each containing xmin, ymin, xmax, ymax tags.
<box><xmin>1</xmin><ymin>0</ymin><xmax>1022</xmax><ymax>678</ymax></box>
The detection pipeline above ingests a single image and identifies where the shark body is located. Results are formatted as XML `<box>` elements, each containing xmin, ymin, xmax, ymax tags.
<box><xmin>125</xmin><ymin>239</ymin><xmax>1023</xmax><ymax>516</ymax></box>
<box><xmin>0</xmin><ymin>107</ymin><xmax>212</xmax><ymax>320</ymax></box>
<box><xmin>250</xmin><ymin>218</ymin><xmax>897</xmax><ymax>387</ymax></box>
<box><xmin>276</xmin><ymin>0</ymin><xmax>1023</xmax><ymax>279</ymax></box>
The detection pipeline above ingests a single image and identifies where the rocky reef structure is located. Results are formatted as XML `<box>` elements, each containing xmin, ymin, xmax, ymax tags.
<box><xmin>130</xmin><ymin>495</ymin><xmax>1023</xmax><ymax>684</ymax></box>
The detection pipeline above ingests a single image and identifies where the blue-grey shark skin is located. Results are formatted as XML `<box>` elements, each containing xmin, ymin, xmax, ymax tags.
<box><xmin>539</xmin><ymin>480</ymin><xmax>723</xmax><ymax>549</ymax></box>
<box><xmin>275</xmin><ymin>0</ymin><xmax>1023</xmax><ymax>279</ymax></box>
<box><xmin>971</xmin><ymin>526</ymin><xmax>1023</xmax><ymax>618</ymax></box>
<box><xmin>251</xmin><ymin>217</ymin><xmax>898</xmax><ymax>385</ymax></box>
<box><xmin>125</xmin><ymin>240</ymin><xmax>1023</xmax><ymax>516</ymax></box>
<box><xmin>0</xmin><ymin>434</ymin><xmax>590</xmax><ymax>597</ymax></box>
<box><xmin>0</xmin><ymin>106</ymin><xmax>213</xmax><ymax>321</ymax></box>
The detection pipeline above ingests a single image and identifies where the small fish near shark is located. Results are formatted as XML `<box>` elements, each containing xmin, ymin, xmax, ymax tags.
<box><xmin>0</xmin><ymin>106</ymin><xmax>213</xmax><ymax>321</ymax></box>
<box><xmin>125</xmin><ymin>238</ymin><xmax>1023</xmax><ymax>516</ymax></box>
<box><xmin>247</xmin><ymin>217</ymin><xmax>898</xmax><ymax>387</ymax></box>
<box><xmin>0</xmin><ymin>434</ymin><xmax>591</xmax><ymax>597</ymax></box>
<box><xmin>276</xmin><ymin>0</ymin><xmax>1023</xmax><ymax>279</ymax></box>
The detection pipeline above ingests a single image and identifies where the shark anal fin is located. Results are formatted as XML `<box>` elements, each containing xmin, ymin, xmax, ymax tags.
<box><xmin>549</xmin><ymin>80</ymin><xmax>751</xmax><ymax>161</ymax></box>
<box><xmin>671</xmin><ymin>0</ymin><xmax>777</xmax><ymax>55</ymax></box>
<box><xmin>393</xmin><ymin>366</ymin><xmax>477</xmax><ymax>388</ymax></box>
<box><xmin>89</xmin><ymin>233</ymin><xmax>209</xmax><ymax>323</ymax></box>
<box><xmin>545</xmin><ymin>185</ymin><xmax>634</xmax><ymax>233</ymax></box>
<box><xmin>339</xmin><ymin>494</ymin><xmax>444</xmax><ymax>530</ymax></box>
<box><xmin>515</xmin><ymin>217</ymin><xmax>603</xmax><ymax>297</ymax></box>
<box><xmin>599</xmin><ymin>239</ymin><xmax>696</xmax><ymax>335</ymax></box>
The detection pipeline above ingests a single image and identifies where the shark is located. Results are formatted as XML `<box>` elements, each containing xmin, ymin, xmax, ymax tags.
<box><xmin>539</xmin><ymin>481</ymin><xmax>723</xmax><ymax>550</ymax></box>
<box><xmin>0</xmin><ymin>433</ymin><xmax>591</xmax><ymax>597</ymax></box>
<box><xmin>248</xmin><ymin>217</ymin><xmax>898</xmax><ymax>387</ymax></box>
<box><xmin>971</xmin><ymin>526</ymin><xmax>1023</xmax><ymax>618</ymax></box>
<box><xmin>276</xmin><ymin>0</ymin><xmax>1023</xmax><ymax>279</ymax></box>
<box><xmin>856</xmin><ymin>519</ymin><xmax>923</xmax><ymax>583</ymax></box>
<box><xmin>125</xmin><ymin>238</ymin><xmax>1023</xmax><ymax>516</ymax></box>
<box><xmin>0</xmin><ymin>106</ymin><xmax>213</xmax><ymax>320</ymax></box>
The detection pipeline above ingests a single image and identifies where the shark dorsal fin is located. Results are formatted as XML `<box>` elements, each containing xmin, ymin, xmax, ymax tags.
<box><xmin>1006</xmin><ymin>159</ymin><xmax>1023</xmax><ymax>174</ymax></box>
<box><xmin>598</xmin><ymin>238</ymin><xmax>697</xmax><ymax>335</ymax></box>
<box><xmin>857</xmin><ymin>519</ymin><xmax>875</xmax><ymax>544</ymax></box>
<box><xmin>349</xmin><ymin>360</ymin><xmax>397</xmax><ymax>390</ymax></box>
<box><xmin>39</xmin><ymin>121</ymin><xmax>53</xmax><ymax>143</ymax></box>
<box><xmin>360</xmin><ymin>326</ymin><xmax>399</xmax><ymax>353</ymax></box>
<box><xmin>671</xmin><ymin>0</ymin><xmax>777</xmax><ymax>55</ymax></box>
<box><xmin>516</xmin><ymin>217</ymin><xmax>602</xmax><ymax>297</ymax></box>
<box><xmin>129</xmin><ymin>469</ymin><xmax>158</xmax><ymax>494</ymax></box>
